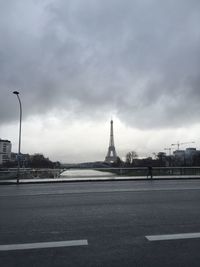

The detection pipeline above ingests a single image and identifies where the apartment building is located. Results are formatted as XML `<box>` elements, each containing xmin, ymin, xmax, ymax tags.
<box><xmin>0</xmin><ymin>139</ymin><xmax>12</xmax><ymax>165</ymax></box>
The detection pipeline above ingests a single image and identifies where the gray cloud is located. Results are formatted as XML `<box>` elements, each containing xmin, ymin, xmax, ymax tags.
<box><xmin>0</xmin><ymin>0</ymin><xmax>200</xmax><ymax>128</ymax></box>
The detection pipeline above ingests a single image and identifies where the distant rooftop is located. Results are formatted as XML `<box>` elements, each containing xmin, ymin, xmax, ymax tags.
<box><xmin>0</xmin><ymin>139</ymin><xmax>11</xmax><ymax>143</ymax></box>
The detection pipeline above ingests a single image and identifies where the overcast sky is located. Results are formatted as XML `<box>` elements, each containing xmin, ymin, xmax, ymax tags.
<box><xmin>0</xmin><ymin>0</ymin><xmax>200</xmax><ymax>163</ymax></box>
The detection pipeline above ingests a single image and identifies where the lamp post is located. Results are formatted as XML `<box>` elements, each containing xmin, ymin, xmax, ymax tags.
<box><xmin>13</xmin><ymin>91</ymin><xmax>22</xmax><ymax>184</ymax></box>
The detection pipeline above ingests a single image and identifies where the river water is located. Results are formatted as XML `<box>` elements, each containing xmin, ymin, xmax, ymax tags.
<box><xmin>60</xmin><ymin>169</ymin><xmax>114</xmax><ymax>178</ymax></box>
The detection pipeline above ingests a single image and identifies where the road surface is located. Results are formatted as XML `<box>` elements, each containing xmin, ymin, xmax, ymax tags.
<box><xmin>1</xmin><ymin>180</ymin><xmax>200</xmax><ymax>266</ymax></box>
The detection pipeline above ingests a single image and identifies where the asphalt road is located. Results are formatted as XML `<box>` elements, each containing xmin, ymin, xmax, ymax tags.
<box><xmin>1</xmin><ymin>180</ymin><xmax>200</xmax><ymax>267</ymax></box>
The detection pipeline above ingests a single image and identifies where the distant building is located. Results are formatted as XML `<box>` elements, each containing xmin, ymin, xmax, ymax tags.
<box><xmin>11</xmin><ymin>152</ymin><xmax>30</xmax><ymax>167</ymax></box>
<box><xmin>11</xmin><ymin>152</ymin><xmax>18</xmax><ymax>162</ymax></box>
<box><xmin>0</xmin><ymin>139</ymin><xmax>12</xmax><ymax>165</ymax></box>
<box><xmin>173</xmin><ymin>147</ymin><xmax>200</xmax><ymax>166</ymax></box>
<box><xmin>185</xmin><ymin>148</ymin><xmax>200</xmax><ymax>166</ymax></box>
<box><xmin>173</xmin><ymin>150</ymin><xmax>185</xmax><ymax>166</ymax></box>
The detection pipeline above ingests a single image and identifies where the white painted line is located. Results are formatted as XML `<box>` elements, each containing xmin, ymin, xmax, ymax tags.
<box><xmin>0</xmin><ymin>240</ymin><xmax>88</xmax><ymax>251</ymax></box>
<box><xmin>146</xmin><ymin>233</ymin><xmax>200</xmax><ymax>241</ymax></box>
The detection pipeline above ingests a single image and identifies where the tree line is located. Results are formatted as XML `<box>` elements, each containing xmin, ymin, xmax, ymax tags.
<box><xmin>112</xmin><ymin>150</ymin><xmax>200</xmax><ymax>167</ymax></box>
<box><xmin>2</xmin><ymin>153</ymin><xmax>60</xmax><ymax>169</ymax></box>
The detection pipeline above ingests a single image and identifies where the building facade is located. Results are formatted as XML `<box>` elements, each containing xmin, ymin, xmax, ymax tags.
<box><xmin>173</xmin><ymin>147</ymin><xmax>200</xmax><ymax>166</ymax></box>
<box><xmin>0</xmin><ymin>139</ymin><xmax>12</xmax><ymax>165</ymax></box>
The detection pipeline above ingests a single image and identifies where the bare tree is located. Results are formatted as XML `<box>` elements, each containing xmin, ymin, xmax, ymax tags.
<box><xmin>125</xmin><ymin>151</ymin><xmax>138</xmax><ymax>166</ymax></box>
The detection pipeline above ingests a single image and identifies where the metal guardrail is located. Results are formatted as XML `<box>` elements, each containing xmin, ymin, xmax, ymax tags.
<box><xmin>1</xmin><ymin>167</ymin><xmax>200</xmax><ymax>180</ymax></box>
<box><xmin>0</xmin><ymin>168</ymin><xmax>62</xmax><ymax>180</ymax></box>
<box><xmin>93</xmin><ymin>167</ymin><xmax>200</xmax><ymax>176</ymax></box>
<box><xmin>61</xmin><ymin>166</ymin><xmax>200</xmax><ymax>177</ymax></box>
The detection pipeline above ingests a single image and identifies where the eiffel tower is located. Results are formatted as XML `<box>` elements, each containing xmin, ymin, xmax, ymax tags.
<box><xmin>105</xmin><ymin>120</ymin><xmax>117</xmax><ymax>163</ymax></box>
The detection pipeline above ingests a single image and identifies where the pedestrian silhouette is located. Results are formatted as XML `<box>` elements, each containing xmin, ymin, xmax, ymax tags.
<box><xmin>147</xmin><ymin>166</ymin><xmax>153</xmax><ymax>179</ymax></box>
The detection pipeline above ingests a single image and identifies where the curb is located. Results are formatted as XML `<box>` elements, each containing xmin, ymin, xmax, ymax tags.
<box><xmin>1</xmin><ymin>176</ymin><xmax>200</xmax><ymax>185</ymax></box>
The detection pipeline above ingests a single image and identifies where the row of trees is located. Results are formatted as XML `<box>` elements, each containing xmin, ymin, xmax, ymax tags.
<box><xmin>112</xmin><ymin>150</ymin><xmax>200</xmax><ymax>167</ymax></box>
<box><xmin>112</xmin><ymin>154</ymin><xmax>157</xmax><ymax>167</ymax></box>
<box><xmin>2</xmin><ymin>154</ymin><xmax>60</xmax><ymax>168</ymax></box>
<box><xmin>26</xmin><ymin>154</ymin><xmax>60</xmax><ymax>168</ymax></box>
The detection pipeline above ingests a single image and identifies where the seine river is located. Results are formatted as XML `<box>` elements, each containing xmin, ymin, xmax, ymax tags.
<box><xmin>60</xmin><ymin>169</ymin><xmax>114</xmax><ymax>178</ymax></box>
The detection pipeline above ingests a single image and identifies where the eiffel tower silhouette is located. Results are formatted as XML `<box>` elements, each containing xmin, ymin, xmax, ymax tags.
<box><xmin>105</xmin><ymin>120</ymin><xmax>117</xmax><ymax>163</ymax></box>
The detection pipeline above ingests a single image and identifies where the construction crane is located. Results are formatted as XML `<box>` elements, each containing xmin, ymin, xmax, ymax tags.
<box><xmin>171</xmin><ymin>141</ymin><xmax>195</xmax><ymax>150</ymax></box>
<box><xmin>164</xmin><ymin>147</ymin><xmax>172</xmax><ymax>156</ymax></box>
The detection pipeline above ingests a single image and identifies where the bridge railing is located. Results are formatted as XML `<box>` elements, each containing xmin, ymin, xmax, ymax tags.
<box><xmin>1</xmin><ymin>167</ymin><xmax>200</xmax><ymax>180</ymax></box>
<box><xmin>0</xmin><ymin>168</ymin><xmax>62</xmax><ymax>180</ymax></box>
<box><xmin>60</xmin><ymin>166</ymin><xmax>200</xmax><ymax>177</ymax></box>
<box><xmin>91</xmin><ymin>166</ymin><xmax>200</xmax><ymax>176</ymax></box>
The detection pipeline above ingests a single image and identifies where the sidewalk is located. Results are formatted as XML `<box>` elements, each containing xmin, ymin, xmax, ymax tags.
<box><xmin>1</xmin><ymin>175</ymin><xmax>200</xmax><ymax>185</ymax></box>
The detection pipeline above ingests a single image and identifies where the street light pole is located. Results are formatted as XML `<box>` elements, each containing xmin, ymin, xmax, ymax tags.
<box><xmin>13</xmin><ymin>91</ymin><xmax>22</xmax><ymax>184</ymax></box>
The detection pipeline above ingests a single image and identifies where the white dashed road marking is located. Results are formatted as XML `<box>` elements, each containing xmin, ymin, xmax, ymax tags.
<box><xmin>146</xmin><ymin>233</ymin><xmax>200</xmax><ymax>241</ymax></box>
<box><xmin>0</xmin><ymin>240</ymin><xmax>88</xmax><ymax>251</ymax></box>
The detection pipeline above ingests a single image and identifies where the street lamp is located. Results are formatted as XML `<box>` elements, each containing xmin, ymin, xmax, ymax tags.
<box><xmin>13</xmin><ymin>91</ymin><xmax>22</xmax><ymax>184</ymax></box>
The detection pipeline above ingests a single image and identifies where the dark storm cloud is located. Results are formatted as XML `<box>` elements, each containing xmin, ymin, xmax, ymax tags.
<box><xmin>0</xmin><ymin>0</ymin><xmax>200</xmax><ymax>128</ymax></box>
